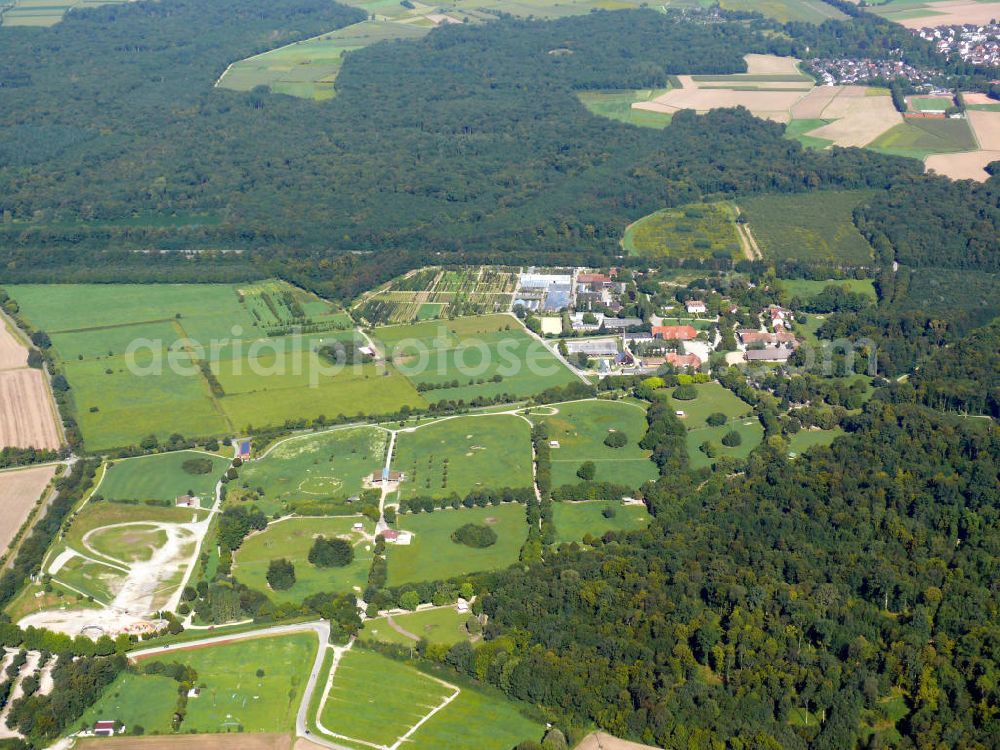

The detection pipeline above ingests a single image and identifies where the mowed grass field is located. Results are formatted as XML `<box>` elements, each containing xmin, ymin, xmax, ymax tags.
<box><xmin>375</xmin><ymin>314</ymin><xmax>579</xmax><ymax>403</ymax></box>
<box><xmin>238</xmin><ymin>426</ymin><xmax>388</xmax><ymax>514</ymax></box>
<box><xmin>6</xmin><ymin>283</ymin><xmax>422</xmax><ymax>450</ymax></box>
<box><xmin>788</xmin><ymin>427</ymin><xmax>846</xmax><ymax>456</ymax></box>
<box><xmin>233</xmin><ymin>517</ymin><xmax>374</xmax><ymax>602</ymax></box>
<box><xmin>780</xmin><ymin>278</ymin><xmax>877</xmax><ymax>300</ymax></box>
<box><xmin>364</xmin><ymin>607</ymin><xmax>473</xmax><ymax>647</ymax></box>
<box><xmin>622</xmin><ymin>203</ymin><xmax>742</xmax><ymax>260</ymax></box>
<box><xmin>388</xmin><ymin>504</ymin><xmax>528</xmax><ymax>586</ymax></box>
<box><xmin>552</xmin><ymin>501</ymin><xmax>650</xmax><ymax>543</ymax></box>
<box><xmin>665</xmin><ymin>383</ymin><xmax>762</xmax><ymax>468</ymax></box>
<box><xmin>740</xmin><ymin>190</ymin><xmax>875</xmax><ymax>264</ymax></box>
<box><xmin>320</xmin><ymin>649</ymin><xmax>542</xmax><ymax>750</ymax></box>
<box><xmin>530</xmin><ymin>400</ymin><xmax>658</xmax><ymax>488</ymax></box>
<box><xmin>392</xmin><ymin>415</ymin><xmax>533</xmax><ymax>500</ymax></box>
<box><xmin>867</xmin><ymin>118</ymin><xmax>979</xmax><ymax>160</ymax></box>
<box><xmin>87</xmin><ymin>633</ymin><xmax>317</xmax><ymax>734</ymax></box>
<box><xmin>99</xmin><ymin>451</ymin><xmax>230</xmax><ymax>506</ymax></box>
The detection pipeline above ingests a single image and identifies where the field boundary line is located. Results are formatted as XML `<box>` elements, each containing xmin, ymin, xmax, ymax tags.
<box><xmin>388</xmin><ymin>675</ymin><xmax>461</xmax><ymax>750</ymax></box>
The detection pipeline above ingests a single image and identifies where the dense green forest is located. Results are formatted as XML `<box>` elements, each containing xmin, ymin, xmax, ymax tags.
<box><xmin>455</xmin><ymin>402</ymin><xmax>1000</xmax><ymax>749</ymax></box>
<box><xmin>0</xmin><ymin>0</ymin><xmax>926</xmax><ymax>300</ymax></box>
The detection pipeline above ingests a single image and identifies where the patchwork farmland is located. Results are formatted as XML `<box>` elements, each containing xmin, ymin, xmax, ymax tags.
<box><xmin>0</xmin><ymin>464</ymin><xmax>57</xmax><ymax>556</ymax></box>
<box><xmin>4</xmin><ymin>282</ymin><xmax>424</xmax><ymax>451</ymax></box>
<box><xmin>353</xmin><ymin>267</ymin><xmax>518</xmax><ymax>326</ymax></box>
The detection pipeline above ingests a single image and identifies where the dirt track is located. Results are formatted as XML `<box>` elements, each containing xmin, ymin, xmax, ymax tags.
<box><xmin>0</xmin><ymin>465</ymin><xmax>56</xmax><ymax>557</ymax></box>
<box><xmin>0</xmin><ymin>369</ymin><xmax>62</xmax><ymax>450</ymax></box>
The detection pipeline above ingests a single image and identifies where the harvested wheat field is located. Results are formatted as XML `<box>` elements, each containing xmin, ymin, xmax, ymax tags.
<box><xmin>896</xmin><ymin>0</ymin><xmax>1000</xmax><ymax>28</ymax></box>
<box><xmin>962</xmin><ymin>92</ymin><xmax>997</xmax><ymax>106</ymax></box>
<box><xmin>808</xmin><ymin>89</ymin><xmax>901</xmax><ymax>147</ymax></box>
<box><xmin>75</xmin><ymin>734</ymin><xmax>293</xmax><ymax>750</ymax></box>
<box><xmin>790</xmin><ymin>86</ymin><xmax>842</xmax><ymax>119</ymax></box>
<box><xmin>743</xmin><ymin>53</ymin><xmax>803</xmax><ymax>75</ymax></box>
<box><xmin>0</xmin><ymin>464</ymin><xmax>56</xmax><ymax>556</ymax></box>
<box><xmin>0</xmin><ymin>369</ymin><xmax>61</xmax><ymax>450</ymax></box>
<box><xmin>968</xmin><ymin>109</ymin><xmax>1000</xmax><ymax>150</ymax></box>
<box><xmin>0</xmin><ymin>323</ymin><xmax>28</xmax><ymax>372</ymax></box>
<box><xmin>634</xmin><ymin>89</ymin><xmax>804</xmax><ymax>122</ymax></box>
<box><xmin>925</xmin><ymin>150</ymin><xmax>1000</xmax><ymax>181</ymax></box>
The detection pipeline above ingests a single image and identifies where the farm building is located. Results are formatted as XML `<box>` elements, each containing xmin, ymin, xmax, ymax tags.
<box><xmin>175</xmin><ymin>495</ymin><xmax>199</xmax><ymax>508</ymax></box>
<box><xmin>381</xmin><ymin>529</ymin><xmax>412</xmax><ymax>545</ymax></box>
<box><xmin>745</xmin><ymin>348</ymin><xmax>795</xmax><ymax>362</ymax></box>
<box><xmin>515</xmin><ymin>271</ymin><xmax>575</xmax><ymax>312</ymax></box>
<box><xmin>665</xmin><ymin>352</ymin><xmax>702</xmax><ymax>369</ymax></box>
<box><xmin>738</xmin><ymin>330</ymin><xmax>797</xmax><ymax>346</ymax></box>
<box><xmin>94</xmin><ymin>721</ymin><xmax>119</xmax><ymax>737</ymax></box>
<box><xmin>368</xmin><ymin>468</ymin><xmax>405</xmax><ymax>485</ymax></box>
<box><xmin>565</xmin><ymin>339</ymin><xmax>618</xmax><ymax>356</ymax></box>
<box><xmin>686</xmin><ymin>300</ymin><xmax>707</xmax><ymax>314</ymax></box>
<box><xmin>652</xmin><ymin>325</ymin><xmax>697</xmax><ymax>341</ymax></box>
<box><xmin>235</xmin><ymin>440</ymin><xmax>252</xmax><ymax>460</ymax></box>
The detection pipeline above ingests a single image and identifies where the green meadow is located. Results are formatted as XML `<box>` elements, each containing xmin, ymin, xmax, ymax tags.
<box><xmin>784</xmin><ymin>119</ymin><xmax>835</xmax><ymax>150</ymax></box>
<box><xmin>868</xmin><ymin>118</ymin><xmax>978</xmax><ymax>160</ymax></box>
<box><xmin>83</xmin><ymin>633</ymin><xmax>318</xmax><ymax>733</ymax></box>
<box><xmin>787</xmin><ymin>427</ymin><xmax>846</xmax><ymax>456</ymax></box>
<box><xmin>392</xmin><ymin>415</ymin><xmax>533</xmax><ymax>500</ymax></box>
<box><xmin>238</xmin><ymin>426</ymin><xmax>388</xmax><ymax>514</ymax></box>
<box><xmin>623</xmin><ymin>203</ymin><xmax>742</xmax><ymax>260</ymax></box>
<box><xmin>321</xmin><ymin>648</ymin><xmax>455</xmax><ymax>747</ymax></box>
<box><xmin>99</xmin><ymin>451</ymin><xmax>230</xmax><ymax>506</ymax></box>
<box><xmin>686</xmin><ymin>418</ymin><xmax>764</xmax><ymax>469</ymax></box>
<box><xmin>4</xmin><ymin>283</ymin><xmax>423</xmax><ymax>450</ymax></box>
<box><xmin>388</xmin><ymin>504</ymin><xmax>528</xmax><ymax>586</ymax></box>
<box><xmin>86</xmin><ymin>524</ymin><xmax>167</xmax><ymax>563</ymax></box>
<box><xmin>667</xmin><ymin>382</ymin><xmax>754</xmax><ymax>426</ymax></box>
<box><xmin>233</xmin><ymin>517</ymin><xmax>374</xmax><ymax>602</ymax></box>
<box><xmin>780</xmin><ymin>278</ymin><xmax>877</xmax><ymax>300</ymax></box>
<box><xmin>364</xmin><ymin>607</ymin><xmax>473</xmax><ymax>647</ymax></box>
<box><xmin>552</xmin><ymin>501</ymin><xmax>650</xmax><ymax>543</ymax></box>
<box><xmin>577</xmin><ymin>89</ymin><xmax>672</xmax><ymax>129</ymax></box>
<box><xmin>530</xmin><ymin>399</ymin><xmax>657</xmax><ymax>487</ymax></box>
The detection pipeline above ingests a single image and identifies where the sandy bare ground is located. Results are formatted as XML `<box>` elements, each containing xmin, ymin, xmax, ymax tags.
<box><xmin>0</xmin><ymin>369</ymin><xmax>61</xmax><ymax>450</ymax></box>
<box><xmin>21</xmin><ymin>514</ymin><xmax>206</xmax><ymax>637</ymax></box>
<box><xmin>699</xmin><ymin>81</ymin><xmax>812</xmax><ymax>90</ymax></box>
<box><xmin>743</xmin><ymin>53</ymin><xmax>803</xmax><ymax>75</ymax></box>
<box><xmin>0</xmin><ymin>324</ymin><xmax>28</xmax><ymax>371</ymax></box>
<box><xmin>962</xmin><ymin>92</ymin><xmax>997</xmax><ymax>106</ymax></box>
<box><xmin>574</xmin><ymin>732</ymin><xmax>662</xmax><ymax>750</ymax></box>
<box><xmin>0</xmin><ymin>464</ymin><xmax>56</xmax><ymax>556</ymax></box>
<box><xmin>808</xmin><ymin>91</ymin><xmax>901</xmax><ymax>147</ymax></box>
<box><xmin>968</xmin><ymin>109</ymin><xmax>1000</xmax><ymax>150</ymax></box>
<box><xmin>925</xmin><ymin>150</ymin><xmax>1000</xmax><ymax>181</ymax></box>
<box><xmin>75</xmin><ymin>735</ymin><xmax>294</xmax><ymax>750</ymax></box>
<box><xmin>896</xmin><ymin>0</ymin><xmax>1000</xmax><ymax>28</ymax></box>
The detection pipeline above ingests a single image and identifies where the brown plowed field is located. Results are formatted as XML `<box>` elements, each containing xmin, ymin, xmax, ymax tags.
<box><xmin>0</xmin><ymin>464</ymin><xmax>56</xmax><ymax>556</ymax></box>
<box><xmin>0</xmin><ymin>369</ymin><xmax>61</xmax><ymax>450</ymax></box>
<box><xmin>0</xmin><ymin>324</ymin><xmax>28</xmax><ymax>371</ymax></box>
<box><xmin>75</xmin><ymin>733</ymin><xmax>293</xmax><ymax>750</ymax></box>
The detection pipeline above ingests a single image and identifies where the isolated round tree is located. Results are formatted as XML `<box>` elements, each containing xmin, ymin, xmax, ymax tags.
<box><xmin>451</xmin><ymin>523</ymin><xmax>498</xmax><ymax>548</ymax></box>
<box><xmin>577</xmin><ymin>461</ymin><xmax>596</xmax><ymax>481</ymax></box>
<box><xmin>721</xmin><ymin>430</ymin><xmax>743</xmax><ymax>447</ymax></box>
<box><xmin>673</xmin><ymin>384</ymin><xmax>697</xmax><ymax>400</ymax></box>
<box><xmin>603</xmin><ymin>431</ymin><xmax>627</xmax><ymax>448</ymax></box>
<box><xmin>266</xmin><ymin>558</ymin><xmax>296</xmax><ymax>590</ymax></box>
<box><xmin>308</xmin><ymin>536</ymin><xmax>354</xmax><ymax>568</ymax></box>
<box><xmin>706</xmin><ymin>412</ymin><xmax>727</xmax><ymax>427</ymax></box>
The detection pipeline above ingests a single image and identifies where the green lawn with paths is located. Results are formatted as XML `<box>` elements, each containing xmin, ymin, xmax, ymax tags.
<box><xmin>388</xmin><ymin>504</ymin><xmax>528</xmax><ymax>586</ymax></box>
<box><xmin>233</xmin><ymin>517</ymin><xmax>374</xmax><ymax>602</ymax></box>
<box><xmin>364</xmin><ymin>606</ymin><xmax>473</xmax><ymax>647</ymax></box>
<box><xmin>552</xmin><ymin>501</ymin><xmax>650</xmax><ymax>543</ymax></box>
<box><xmin>237</xmin><ymin>426</ymin><xmax>388</xmax><ymax>515</ymax></box>
<box><xmin>530</xmin><ymin>399</ymin><xmax>657</xmax><ymax>488</ymax></box>
<box><xmin>392</xmin><ymin>415</ymin><xmax>533</xmax><ymax>500</ymax></box>
<box><xmin>99</xmin><ymin>451</ymin><xmax>230</xmax><ymax>506</ymax></box>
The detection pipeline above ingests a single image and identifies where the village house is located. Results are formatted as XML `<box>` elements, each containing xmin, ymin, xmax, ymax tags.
<box><xmin>738</xmin><ymin>329</ymin><xmax>797</xmax><ymax>347</ymax></box>
<box><xmin>652</xmin><ymin>325</ymin><xmax>698</xmax><ymax>341</ymax></box>
<box><xmin>94</xmin><ymin>721</ymin><xmax>120</xmax><ymax>737</ymax></box>
<box><xmin>686</xmin><ymin>300</ymin><xmax>707</xmax><ymax>315</ymax></box>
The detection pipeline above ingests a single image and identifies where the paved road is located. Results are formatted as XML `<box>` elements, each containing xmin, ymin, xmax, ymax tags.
<box><xmin>126</xmin><ymin>620</ymin><xmax>358</xmax><ymax>750</ymax></box>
